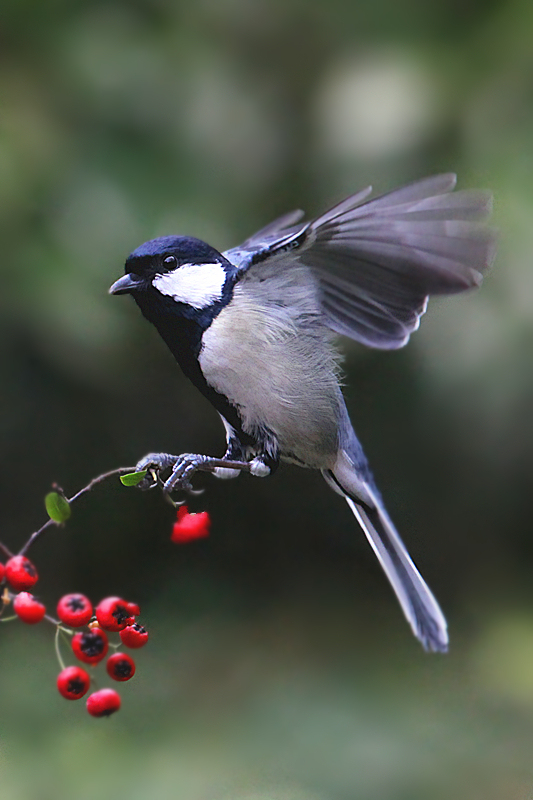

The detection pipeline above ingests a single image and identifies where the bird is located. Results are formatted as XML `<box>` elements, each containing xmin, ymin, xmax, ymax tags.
<box><xmin>109</xmin><ymin>173</ymin><xmax>495</xmax><ymax>653</ymax></box>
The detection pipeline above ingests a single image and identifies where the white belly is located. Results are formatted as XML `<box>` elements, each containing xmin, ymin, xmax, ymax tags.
<box><xmin>198</xmin><ymin>281</ymin><xmax>341</xmax><ymax>468</ymax></box>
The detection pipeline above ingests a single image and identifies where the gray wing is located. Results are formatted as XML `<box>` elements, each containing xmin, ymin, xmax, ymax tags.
<box><xmin>224</xmin><ymin>174</ymin><xmax>496</xmax><ymax>349</ymax></box>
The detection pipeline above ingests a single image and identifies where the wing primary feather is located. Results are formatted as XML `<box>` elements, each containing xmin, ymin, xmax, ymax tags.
<box><xmin>352</xmin><ymin>173</ymin><xmax>458</xmax><ymax>209</ymax></box>
<box><xmin>302</xmin><ymin>176</ymin><xmax>495</xmax><ymax>346</ymax></box>
<box><xmin>225</xmin><ymin>173</ymin><xmax>495</xmax><ymax>349</ymax></box>
<box><xmin>310</xmin><ymin>185</ymin><xmax>373</xmax><ymax>226</ymax></box>
<box><xmin>241</xmin><ymin>209</ymin><xmax>306</xmax><ymax>246</ymax></box>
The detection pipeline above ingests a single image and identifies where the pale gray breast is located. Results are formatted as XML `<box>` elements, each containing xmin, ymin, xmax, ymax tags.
<box><xmin>199</xmin><ymin>265</ymin><xmax>343</xmax><ymax>468</ymax></box>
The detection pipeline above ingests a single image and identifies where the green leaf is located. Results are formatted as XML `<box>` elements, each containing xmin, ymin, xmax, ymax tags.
<box><xmin>45</xmin><ymin>491</ymin><xmax>71</xmax><ymax>523</ymax></box>
<box><xmin>120</xmin><ymin>470</ymin><xmax>148</xmax><ymax>487</ymax></box>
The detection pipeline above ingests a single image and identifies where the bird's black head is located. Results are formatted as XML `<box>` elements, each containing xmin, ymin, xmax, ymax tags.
<box><xmin>109</xmin><ymin>235</ymin><xmax>237</xmax><ymax>328</ymax></box>
<box><xmin>109</xmin><ymin>234</ymin><xmax>239</xmax><ymax>369</ymax></box>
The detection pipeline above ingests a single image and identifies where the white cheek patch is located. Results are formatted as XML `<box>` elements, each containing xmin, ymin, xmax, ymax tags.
<box><xmin>153</xmin><ymin>263</ymin><xmax>226</xmax><ymax>309</ymax></box>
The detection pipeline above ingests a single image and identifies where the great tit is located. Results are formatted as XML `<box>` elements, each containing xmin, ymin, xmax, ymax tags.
<box><xmin>110</xmin><ymin>174</ymin><xmax>495</xmax><ymax>653</ymax></box>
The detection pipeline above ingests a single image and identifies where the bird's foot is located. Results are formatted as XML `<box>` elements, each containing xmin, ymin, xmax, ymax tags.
<box><xmin>134</xmin><ymin>452</ymin><xmax>180</xmax><ymax>490</ymax></box>
<box><xmin>134</xmin><ymin>452</ymin><xmax>252</xmax><ymax>495</ymax></box>
<box><xmin>163</xmin><ymin>454</ymin><xmax>254</xmax><ymax>494</ymax></box>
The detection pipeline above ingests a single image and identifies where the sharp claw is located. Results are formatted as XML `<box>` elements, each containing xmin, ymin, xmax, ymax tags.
<box><xmin>163</xmin><ymin>492</ymin><xmax>188</xmax><ymax>508</ymax></box>
<box><xmin>137</xmin><ymin>468</ymin><xmax>162</xmax><ymax>491</ymax></box>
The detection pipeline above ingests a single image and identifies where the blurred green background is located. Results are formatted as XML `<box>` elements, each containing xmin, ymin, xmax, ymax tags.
<box><xmin>1</xmin><ymin>0</ymin><xmax>533</xmax><ymax>797</ymax></box>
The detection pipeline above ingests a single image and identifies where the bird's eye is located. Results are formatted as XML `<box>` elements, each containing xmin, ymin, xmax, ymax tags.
<box><xmin>163</xmin><ymin>255</ymin><xmax>177</xmax><ymax>267</ymax></box>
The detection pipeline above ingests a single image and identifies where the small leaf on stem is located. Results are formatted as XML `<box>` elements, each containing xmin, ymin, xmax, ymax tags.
<box><xmin>45</xmin><ymin>492</ymin><xmax>72</xmax><ymax>523</ymax></box>
<box><xmin>119</xmin><ymin>470</ymin><xmax>148</xmax><ymax>487</ymax></box>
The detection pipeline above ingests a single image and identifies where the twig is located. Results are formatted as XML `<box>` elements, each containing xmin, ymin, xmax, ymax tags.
<box><xmin>0</xmin><ymin>542</ymin><xmax>13</xmax><ymax>559</ymax></box>
<box><xmin>55</xmin><ymin>625</ymin><xmax>66</xmax><ymax>671</ymax></box>
<box><xmin>14</xmin><ymin>466</ymin><xmax>135</xmax><ymax>557</ymax></box>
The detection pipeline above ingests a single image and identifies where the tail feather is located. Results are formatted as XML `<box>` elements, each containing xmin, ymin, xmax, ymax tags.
<box><xmin>324</xmin><ymin>465</ymin><xmax>448</xmax><ymax>652</ymax></box>
<box><xmin>347</xmin><ymin>497</ymin><xmax>448</xmax><ymax>652</ymax></box>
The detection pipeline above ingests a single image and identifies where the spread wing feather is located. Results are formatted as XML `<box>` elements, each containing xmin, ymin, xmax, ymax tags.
<box><xmin>224</xmin><ymin>174</ymin><xmax>496</xmax><ymax>349</ymax></box>
<box><xmin>240</xmin><ymin>209</ymin><xmax>306</xmax><ymax>246</ymax></box>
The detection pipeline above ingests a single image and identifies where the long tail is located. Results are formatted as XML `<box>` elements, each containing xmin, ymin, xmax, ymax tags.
<box><xmin>324</xmin><ymin>453</ymin><xmax>448</xmax><ymax>653</ymax></box>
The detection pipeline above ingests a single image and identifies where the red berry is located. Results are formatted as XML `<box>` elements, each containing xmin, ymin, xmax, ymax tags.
<box><xmin>72</xmin><ymin>628</ymin><xmax>109</xmax><ymax>664</ymax></box>
<box><xmin>126</xmin><ymin>601</ymin><xmax>140</xmax><ymax>617</ymax></box>
<box><xmin>0</xmin><ymin>561</ymin><xmax>5</xmax><ymax>583</ymax></box>
<box><xmin>57</xmin><ymin>593</ymin><xmax>93</xmax><ymax>627</ymax></box>
<box><xmin>13</xmin><ymin>592</ymin><xmax>46</xmax><ymax>624</ymax></box>
<box><xmin>57</xmin><ymin>666</ymin><xmax>91</xmax><ymax>700</ymax></box>
<box><xmin>120</xmin><ymin>623</ymin><xmax>148</xmax><ymax>648</ymax></box>
<box><xmin>95</xmin><ymin>596</ymin><xmax>134</xmax><ymax>632</ymax></box>
<box><xmin>106</xmin><ymin>652</ymin><xmax>136</xmax><ymax>682</ymax></box>
<box><xmin>86</xmin><ymin>688</ymin><xmax>121</xmax><ymax>717</ymax></box>
<box><xmin>171</xmin><ymin>506</ymin><xmax>211</xmax><ymax>544</ymax></box>
<box><xmin>5</xmin><ymin>555</ymin><xmax>38</xmax><ymax>591</ymax></box>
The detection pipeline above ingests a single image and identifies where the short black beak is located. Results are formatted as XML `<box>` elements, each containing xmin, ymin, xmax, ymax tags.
<box><xmin>109</xmin><ymin>273</ymin><xmax>143</xmax><ymax>295</ymax></box>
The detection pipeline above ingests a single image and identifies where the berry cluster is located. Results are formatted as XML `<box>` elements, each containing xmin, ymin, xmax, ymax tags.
<box><xmin>0</xmin><ymin>469</ymin><xmax>212</xmax><ymax>720</ymax></box>
<box><xmin>1</xmin><ymin>554</ymin><xmax>148</xmax><ymax>717</ymax></box>
<box><xmin>57</xmin><ymin>593</ymin><xmax>148</xmax><ymax>716</ymax></box>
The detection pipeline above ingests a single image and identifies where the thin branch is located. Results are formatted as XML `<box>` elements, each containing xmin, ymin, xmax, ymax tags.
<box><xmin>16</xmin><ymin>519</ymin><xmax>55</xmax><ymax>558</ymax></box>
<box><xmin>0</xmin><ymin>542</ymin><xmax>13</xmax><ymax>559</ymax></box>
<box><xmin>67</xmin><ymin>466</ymin><xmax>136</xmax><ymax>504</ymax></box>
<box><xmin>54</xmin><ymin>625</ymin><xmax>66</xmax><ymax>671</ymax></box>
<box><xmin>17</xmin><ymin>466</ymin><xmax>135</xmax><ymax>557</ymax></box>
